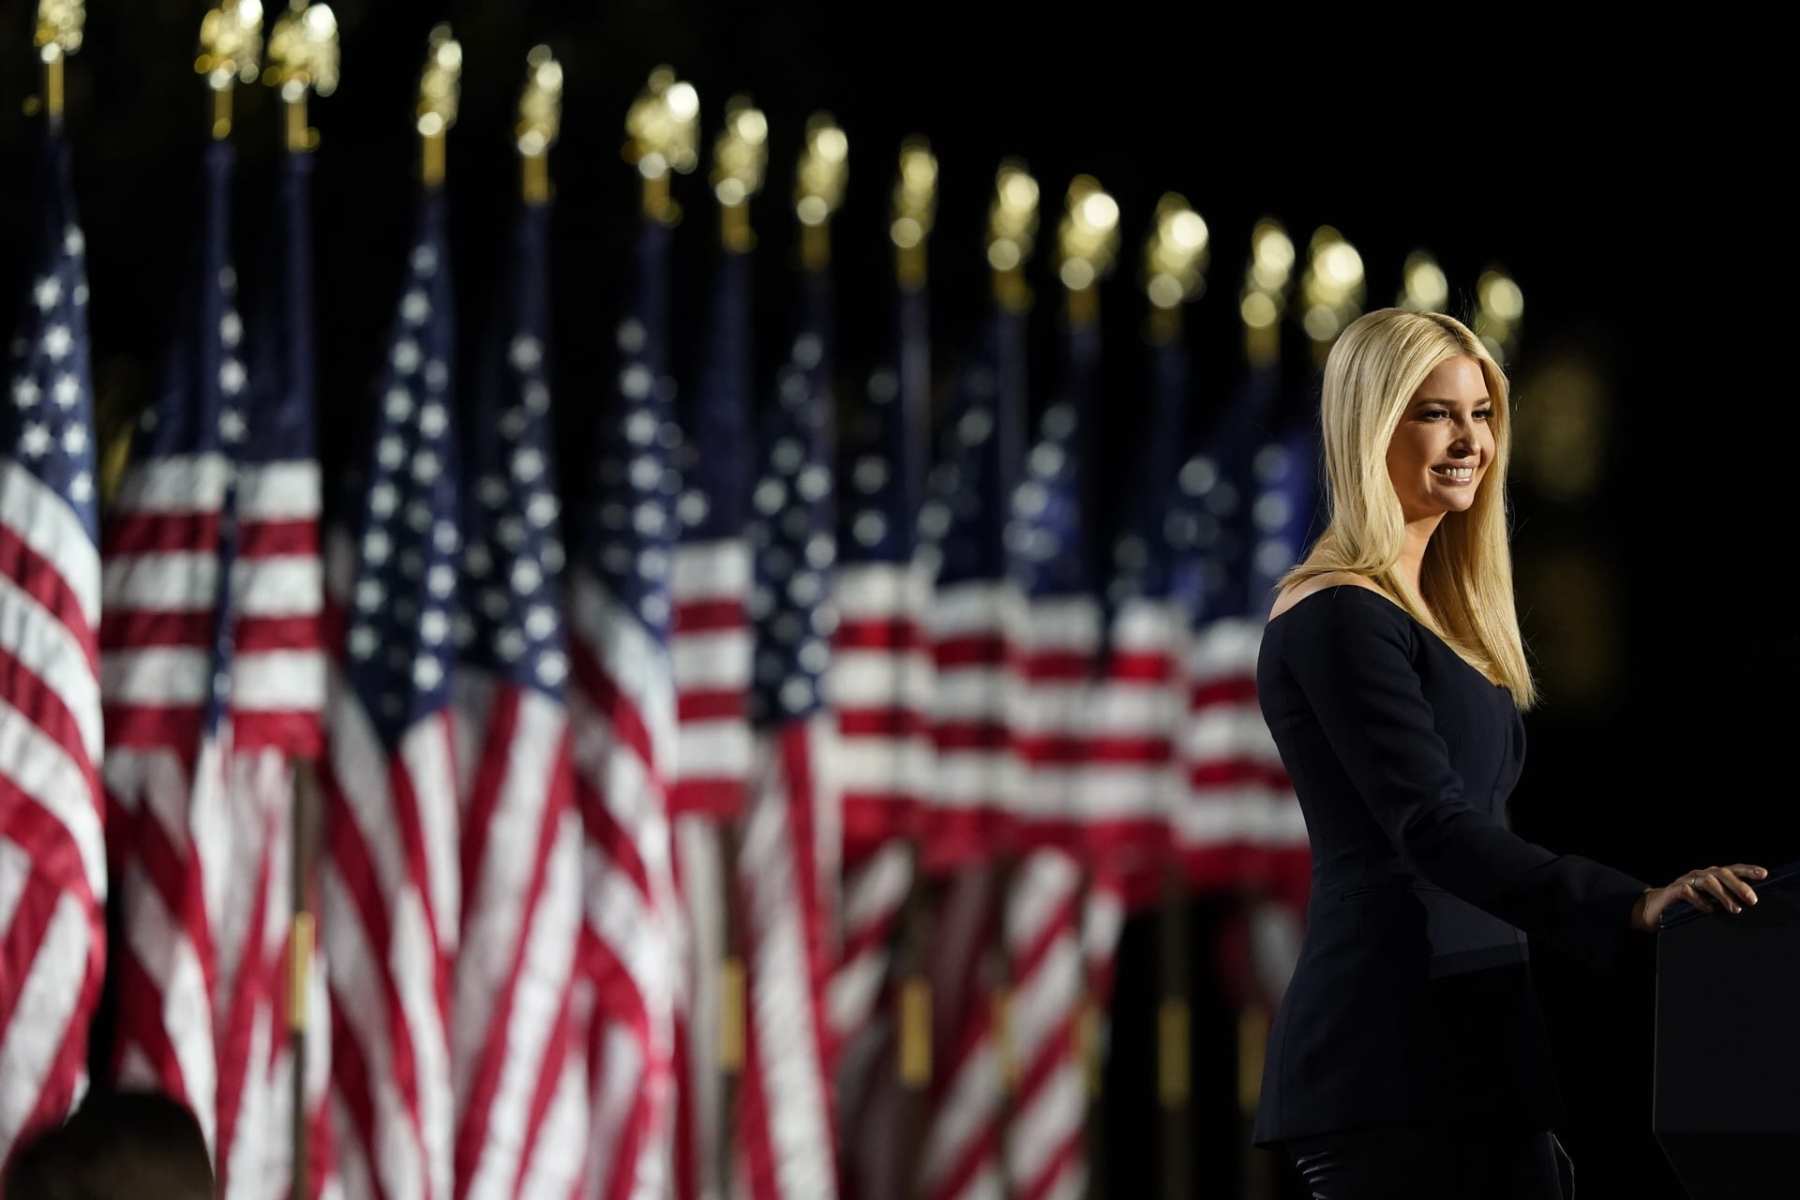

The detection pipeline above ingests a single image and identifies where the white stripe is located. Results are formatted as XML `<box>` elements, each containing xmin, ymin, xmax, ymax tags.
<box><xmin>931</xmin><ymin>751</ymin><xmax>1024</xmax><ymax>811</ymax></box>
<box><xmin>1004</xmin><ymin>1060</ymin><xmax>1083</xmax><ymax>1191</ymax></box>
<box><xmin>1108</xmin><ymin>598</ymin><xmax>1186</xmax><ymax>651</ymax></box>
<box><xmin>670</xmin><ymin>539</ymin><xmax>750</xmax><ymax>599</ymax></box>
<box><xmin>101</xmin><ymin>646</ymin><xmax>209</xmax><ymax>707</ymax></box>
<box><xmin>740</xmin><ymin>734</ymin><xmax>837</xmax><ymax>1199</ymax></box>
<box><xmin>234</xmin><ymin>557</ymin><xmax>323</xmax><ymax>618</ymax></box>
<box><xmin>832</xmin><ymin>736</ymin><xmax>935</xmax><ymax>797</ymax></box>
<box><xmin>826</xmin><ymin>945</ymin><xmax>889</xmax><ymax>1046</ymax></box>
<box><xmin>1013</xmin><ymin>599</ymin><xmax>1100</xmax><ymax>653</ymax></box>
<box><xmin>0</xmin><ymin>570</ymin><xmax>102</xmax><ymax>761</ymax></box>
<box><xmin>232</xmin><ymin>651</ymin><xmax>327</xmax><ymax>713</ymax></box>
<box><xmin>236</xmin><ymin>462</ymin><xmax>321</xmax><ymax>522</ymax></box>
<box><xmin>926</xmin><ymin>581</ymin><xmax>1026</xmax><ymax>638</ymax></box>
<box><xmin>841</xmin><ymin>842</ymin><xmax>912</xmax><ymax>934</ymax></box>
<box><xmin>401</xmin><ymin>713</ymin><xmax>460</xmax><ymax>959</ymax></box>
<box><xmin>103</xmin><ymin>552</ymin><xmax>217</xmax><ymax>612</ymax></box>
<box><xmin>674</xmin><ymin>721</ymin><xmax>752</xmax><ymax>779</ymax></box>
<box><xmin>1011</xmin><ymin>683</ymin><xmax>1175</xmax><ymax>737</ymax></box>
<box><xmin>111</xmin><ymin>454</ymin><xmax>232</xmax><ymax>513</ymax></box>
<box><xmin>673</xmin><ymin>817</ymin><xmax>727</xmax><ymax>1197</ymax></box>
<box><xmin>831</xmin><ymin>561</ymin><xmax>931</xmax><ymax>621</ymax></box>
<box><xmin>0</xmin><ymin>456</ymin><xmax>100</xmax><ymax>627</ymax></box>
<box><xmin>920</xmin><ymin>1036</ymin><xmax>1003</xmax><ymax>1190</ymax></box>
<box><xmin>671</xmin><ymin>630</ymin><xmax>752</xmax><ymax>690</ymax></box>
<box><xmin>827</xmin><ymin>649</ymin><xmax>935</xmax><ymax>710</ymax></box>
<box><xmin>929</xmin><ymin>668</ymin><xmax>1022</xmax><ymax>721</ymax></box>
<box><xmin>0</xmin><ymin>838</ymin><xmax>28</xmax><ymax>937</ymax></box>
<box><xmin>0</xmin><ymin>893</ymin><xmax>91</xmax><ymax>1163</ymax></box>
<box><xmin>1187</xmin><ymin>618</ymin><xmax>1263</xmax><ymax>678</ymax></box>
<box><xmin>0</xmin><ymin>695</ymin><xmax>103</xmax><ymax>897</ymax></box>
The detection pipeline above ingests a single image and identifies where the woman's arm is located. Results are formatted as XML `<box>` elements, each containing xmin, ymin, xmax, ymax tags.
<box><xmin>1281</xmin><ymin>589</ymin><xmax>1650</xmax><ymax>964</ymax></box>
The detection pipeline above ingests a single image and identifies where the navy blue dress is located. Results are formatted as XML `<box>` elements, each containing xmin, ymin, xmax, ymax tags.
<box><xmin>1250</xmin><ymin>585</ymin><xmax>1649</xmax><ymax>1147</ymax></box>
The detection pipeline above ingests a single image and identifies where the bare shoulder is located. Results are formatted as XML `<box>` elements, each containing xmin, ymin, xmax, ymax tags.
<box><xmin>1267</xmin><ymin>570</ymin><xmax>1388</xmax><ymax>622</ymax></box>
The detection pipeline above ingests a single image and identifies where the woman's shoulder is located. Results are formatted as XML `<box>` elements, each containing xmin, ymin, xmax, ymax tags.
<box><xmin>1267</xmin><ymin>571</ymin><xmax>1404</xmax><ymax>625</ymax></box>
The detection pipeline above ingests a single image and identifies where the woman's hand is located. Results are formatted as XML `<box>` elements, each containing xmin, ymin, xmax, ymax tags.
<box><xmin>1630</xmin><ymin>864</ymin><xmax>1769</xmax><ymax>933</ymax></box>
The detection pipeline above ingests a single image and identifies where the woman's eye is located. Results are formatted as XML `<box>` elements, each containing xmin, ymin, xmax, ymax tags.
<box><xmin>1475</xmin><ymin>409</ymin><xmax>1492</xmax><ymax>420</ymax></box>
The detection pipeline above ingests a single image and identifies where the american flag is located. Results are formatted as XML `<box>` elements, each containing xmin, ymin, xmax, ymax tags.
<box><xmin>567</xmin><ymin>217</ymin><xmax>682</xmax><ymax>1200</ymax></box>
<box><xmin>100</xmin><ymin>140</ymin><xmax>244</xmax><ymax>1157</ymax></box>
<box><xmin>1171</xmin><ymin>363</ymin><xmax>1312</xmax><ymax>900</ymax></box>
<box><xmin>733</xmin><ymin>265</ymin><xmax>840</xmax><ymax>1200</ymax></box>
<box><xmin>668</xmin><ymin>237</ymin><xmax>755</xmax><ymax>1200</ymax></box>
<box><xmin>0</xmin><ymin>126</ymin><xmax>105</xmax><ymax>1171</ymax></box>
<box><xmin>994</xmin><ymin>312</ymin><xmax>1102</xmax><ymax>1200</ymax></box>
<box><xmin>915</xmin><ymin>299</ymin><xmax>1029</xmax><ymax>1200</ymax></box>
<box><xmin>217</xmin><ymin>141</ymin><xmax>335</xmax><ymax>1200</ymax></box>
<box><xmin>826</xmin><ymin>271</ymin><xmax>933</xmax><ymax>1064</ymax></box>
<box><xmin>318</xmin><ymin>188</ymin><xmax>462</xmax><ymax>1200</ymax></box>
<box><xmin>450</xmin><ymin>196</ymin><xmax>588</xmax><ymax>1200</ymax></box>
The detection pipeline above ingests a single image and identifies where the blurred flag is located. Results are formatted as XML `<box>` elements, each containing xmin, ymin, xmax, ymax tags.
<box><xmin>914</xmin><ymin>299</ymin><xmax>1029</xmax><ymax>1200</ymax></box>
<box><xmin>99</xmin><ymin>140</ymin><xmax>243</xmax><ymax>1157</ymax></box>
<box><xmin>0</xmin><ymin>125</ymin><xmax>105</xmax><ymax>1170</ymax></box>
<box><xmin>996</xmin><ymin>313</ymin><xmax>1102</xmax><ymax>1200</ymax></box>
<box><xmin>450</xmin><ymin>195</ymin><xmax>588</xmax><ymax>1199</ymax></box>
<box><xmin>733</xmin><ymin>263</ymin><xmax>841</xmax><ymax>1200</ymax></box>
<box><xmin>318</xmin><ymin>189</ymin><xmax>461</xmax><ymax>1200</ymax></box>
<box><xmin>827</xmin><ymin>266</ymin><xmax>933</xmax><ymax>1070</ymax></box>
<box><xmin>219</xmin><ymin>139</ymin><xmax>335</xmax><ymax>1200</ymax></box>
<box><xmin>1093</xmin><ymin>321</ymin><xmax>1195</xmax><ymax>903</ymax></box>
<box><xmin>669</xmin><ymin>234</ymin><xmax>756</xmax><ymax>1200</ymax></box>
<box><xmin>1171</xmin><ymin>362</ymin><xmax>1312</xmax><ymax>901</ymax></box>
<box><xmin>567</xmin><ymin>217</ymin><xmax>683</xmax><ymax>1200</ymax></box>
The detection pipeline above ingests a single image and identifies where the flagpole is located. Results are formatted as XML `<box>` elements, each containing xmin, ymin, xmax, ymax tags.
<box><xmin>31</xmin><ymin>1</ymin><xmax>84</xmax><ymax>131</ymax></box>
<box><xmin>888</xmin><ymin>136</ymin><xmax>938</xmax><ymax>1194</ymax></box>
<box><xmin>1052</xmin><ymin>176</ymin><xmax>1119</xmax><ymax>1200</ymax></box>
<box><xmin>709</xmin><ymin>95</ymin><xmax>763</xmax><ymax>1199</ymax></box>
<box><xmin>1135</xmin><ymin>193</ymin><xmax>1209</xmax><ymax>1200</ymax></box>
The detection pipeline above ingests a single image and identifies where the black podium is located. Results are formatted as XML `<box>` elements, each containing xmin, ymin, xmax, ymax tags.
<box><xmin>1652</xmin><ymin>858</ymin><xmax>1800</xmax><ymax>1198</ymax></box>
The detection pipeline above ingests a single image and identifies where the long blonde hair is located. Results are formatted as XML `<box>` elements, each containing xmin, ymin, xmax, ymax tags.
<box><xmin>1277</xmin><ymin>308</ymin><xmax>1537</xmax><ymax>709</ymax></box>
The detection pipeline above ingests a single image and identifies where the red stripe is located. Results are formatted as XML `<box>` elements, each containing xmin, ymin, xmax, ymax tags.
<box><xmin>6</xmin><ymin>867</ymin><xmax>103</xmax><ymax>1173</ymax></box>
<box><xmin>672</xmin><ymin>599</ymin><xmax>746</xmax><ymax>634</ymax></box>
<box><xmin>1190</xmin><ymin>676</ymin><xmax>1258</xmax><ymax>707</ymax></box>
<box><xmin>666</xmin><ymin>778</ymin><xmax>745</xmax><ymax>819</ymax></box>
<box><xmin>327</xmin><ymin>987</ymin><xmax>378</xmax><ymax>1179</ymax></box>
<box><xmin>834</xmin><ymin>618</ymin><xmax>924</xmax><ymax>653</ymax></box>
<box><xmin>236</xmin><ymin>517</ymin><xmax>318</xmax><ymax>559</ymax></box>
<box><xmin>1187</xmin><ymin>759</ymin><xmax>1289</xmax><ymax>791</ymax></box>
<box><xmin>0</xmin><ymin>523</ymin><xmax>98</xmax><ymax>675</ymax></box>
<box><xmin>236</xmin><ymin>614</ymin><xmax>325</xmax><ymax>654</ymax></box>
<box><xmin>676</xmin><ymin>688</ymin><xmax>745</xmax><ymax>723</ymax></box>
<box><xmin>932</xmin><ymin>634</ymin><xmax>1014</xmax><ymax>671</ymax></box>
<box><xmin>931</xmin><ymin>721</ymin><xmax>1011</xmax><ymax>753</ymax></box>
<box><xmin>778</xmin><ymin>722</ymin><xmax>843</xmax><ymax>1107</ymax></box>
<box><xmin>569</xmin><ymin>638</ymin><xmax>658</xmax><ymax>791</ymax></box>
<box><xmin>102</xmin><ymin>510</ymin><xmax>221</xmax><ymax>558</ymax></box>
<box><xmin>1104</xmin><ymin>651</ymin><xmax>1177</xmax><ymax>682</ymax></box>
<box><xmin>512</xmin><ymin>964</ymin><xmax>579</xmax><ymax>1196</ymax></box>
<box><xmin>231</xmin><ymin>710</ymin><xmax>325</xmax><ymax>759</ymax></box>
<box><xmin>211</xmin><ymin>795</ymin><xmax>278</xmax><ymax>1200</ymax></box>
<box><xmin>838</xmin><ymin>707</ymin><xmax>930</xmax><ymax>740</ymax></box>
<box><xmin>457</xmin><ymin>688</ymin><xmax>523</xmax><ymax>935</ymax></box>
<box><xmin>99</xmin><ymin>610</ymin><xmax>209</xmax><ymax>648</ymax></box>
<box><xmin>110</xmin><ymin>943</ymin><xmax>193</xmax><ymax>1108</ymax></box>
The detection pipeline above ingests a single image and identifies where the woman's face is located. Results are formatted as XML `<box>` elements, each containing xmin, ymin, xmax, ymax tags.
<box><xmin>1385</xmin><ymin>355</ymin><xmax>1495</xmax><ymax>522</ymax></box>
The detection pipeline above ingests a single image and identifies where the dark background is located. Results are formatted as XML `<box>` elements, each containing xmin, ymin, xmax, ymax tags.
<box><xmin>2</xmin><ymin>3</ymin><xmax>1789</xmax><ymax>1196</ymax></box>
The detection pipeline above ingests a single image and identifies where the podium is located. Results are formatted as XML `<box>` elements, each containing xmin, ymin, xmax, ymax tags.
<box><xmin>1652</xmin><ymin>858</ymin><xmax>1800</xmax><ymax>1198</ymax></box>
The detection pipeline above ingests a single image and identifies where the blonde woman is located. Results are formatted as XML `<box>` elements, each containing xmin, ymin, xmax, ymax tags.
<box><xmin>1250</xmin><ymin>308</ymin><xmax>1767</xmax><ymax>1198</ymax></box>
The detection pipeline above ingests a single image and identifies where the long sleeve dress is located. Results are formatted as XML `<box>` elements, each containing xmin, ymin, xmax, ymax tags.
<box><xmin>1249</xmin><ymin>584</ymin><xmax>1650</xmax><ymax>1147</ymax></box>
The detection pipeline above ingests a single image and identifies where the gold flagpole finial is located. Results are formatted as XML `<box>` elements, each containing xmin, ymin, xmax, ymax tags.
<box><xmin>1398</xmin><ymin>250</ymin><xmax>1449</xmax><ymax>313</ymax></box>
<box><xmin>891</xmin><ymin>136</ymin><xmax>937</xmax><ymax>288</ymax></box>
<box><xmin>794</xmin><ymin>112</ymin><xmax>847</xmax><ymax>270</ymax></box>
<box><xmin>1473</xmin><ymin>266</ymin><xmax>1523</xmax><ymax>366</ymax></box>
<box><xmin>32</xmin><ymin>0</ymin><xmax>84</xmax><ymax>124</ymax></box>
<box><xmin>1240</xmin><ymin>217</ymin><xmax>1295</xmax><ymax>367</ymax></box>
<box><xmin>1299</xmin><ymin>225</ymin><xmax>1366</xmax><ymax>366</ymax></box>
<box><xmin>516</xmin><ymin>45</ymin><xmax>563</xmax><ymax>204</ymax></box>
<box><xmin>416</xmin><ymin>24</ymin><xmax>462</xmax><ymax>188</ymax></box>
<box><xmin>1057</xmin><ymin>174</ymin><xmax>1119</xmax><ymax>326</ymax></box>
<box><xmin>988</xmin><ymin>159</ymin><xmax>1040</xmax><ymax>313</ymax></box>
<box><xmin>1144</xmin><ymin>192</ymin><xmax>1209</xmax><ymax>342</ymax></box>
<box><xmin>625</xmin><ymin>66</ymin><xmax>700</xmax><ymax>225</ymax></box>
<box><xmin>265</xmin><ymin>2</ymin><xmax>337</xmax><ymax>153</ymax></box>
<box><xmin>197</xmin><ymin>0</ymin><xmax>265</xmax><ymax>141</ymax></box>
<box><xmin>711</xmin><ymin>95</ymin><xmax>768</xmax><ymax>252</ymax></box>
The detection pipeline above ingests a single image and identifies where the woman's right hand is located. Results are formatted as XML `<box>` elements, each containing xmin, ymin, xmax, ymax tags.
<box><xmin>1630</xmin><ymin>864</ymin><xmax>1768</xmax><ymax>932</ymax></box>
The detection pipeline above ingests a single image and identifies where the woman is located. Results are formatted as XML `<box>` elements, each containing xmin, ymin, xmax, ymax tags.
<box><xmin>1251</xmin><ymin>308</ymin><xmax>1766</xmax><ymax>1198</ymax></box>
